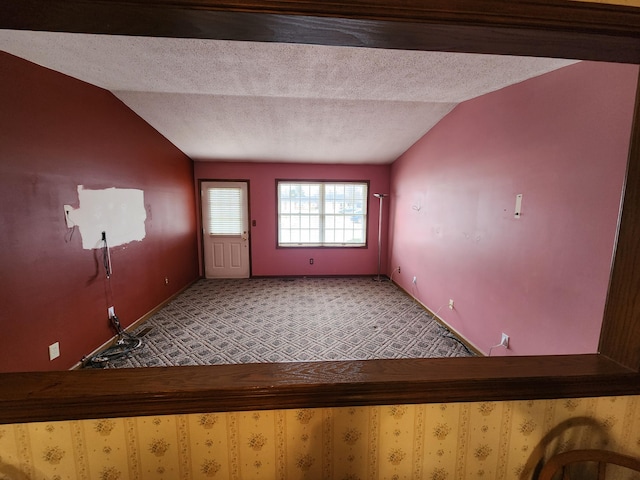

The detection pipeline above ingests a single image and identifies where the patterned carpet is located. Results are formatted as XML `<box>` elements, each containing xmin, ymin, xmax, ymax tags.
<box><xmin>98</xmin><ymin>277</ymin><xmax>473</xmax><ymax>368</ymax></box>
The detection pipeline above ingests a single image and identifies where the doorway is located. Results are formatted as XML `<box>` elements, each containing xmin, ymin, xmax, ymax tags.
<box><xmin>201</xmin><ymin>181</ymin><xmax>250</xmax><ymax>278</ymax></box>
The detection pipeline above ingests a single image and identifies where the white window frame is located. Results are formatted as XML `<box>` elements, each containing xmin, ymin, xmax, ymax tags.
<box><xmin>277</xmin><ymin>180</ymin><xmax>368</xmax><ymax>247</ymax></box>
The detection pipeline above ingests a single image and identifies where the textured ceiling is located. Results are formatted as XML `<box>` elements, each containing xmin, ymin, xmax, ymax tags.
<box><xmin>0</xmin><ymin>30</ymin><xmax>578</xmax><ymax>164</ymax></box>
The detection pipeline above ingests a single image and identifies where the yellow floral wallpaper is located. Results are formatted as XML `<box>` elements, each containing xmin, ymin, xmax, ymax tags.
<box><xmin>1</xmin><ymin>395</ymin><xmax>639</xmax><ymax>479</ymax></box>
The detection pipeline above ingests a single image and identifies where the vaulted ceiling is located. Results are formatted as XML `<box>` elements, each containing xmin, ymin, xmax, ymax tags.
<box><xmin>0</xmin><ymin>29</ymin><xmax>577</xmax><ymax>164</ymax></box>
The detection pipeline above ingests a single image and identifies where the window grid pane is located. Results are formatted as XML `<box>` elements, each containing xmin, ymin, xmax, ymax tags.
<box><xmin>278</xmin><ymin>182</ymin><xmax>367</xmax><ymax>247</ymax></box>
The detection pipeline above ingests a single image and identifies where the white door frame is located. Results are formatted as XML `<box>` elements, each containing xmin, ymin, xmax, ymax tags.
<box><xmin>200</xmin><ymin>180</ymin><xmax>251</xmax><ymax>278</ymax></box>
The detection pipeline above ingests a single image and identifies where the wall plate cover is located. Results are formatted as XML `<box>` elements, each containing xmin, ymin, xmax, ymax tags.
<box><xmin>49</xmin><ymin>342</ymin><xmax>60</xmax><ymax>360</ymax></box>
<box><xmin>514</xmin><ymin>194</ymin><xmax>523</xmax><ymax>218</ymax></box>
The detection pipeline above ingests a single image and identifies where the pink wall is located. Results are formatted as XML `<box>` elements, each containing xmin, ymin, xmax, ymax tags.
<box><xmin>194</xmin><ymin>162</ymin><xmax>390</xmax><ymax>276</ymax></box>
<box><xmin>389</xmin><ymin>61</ymin><xmax>638</xmax><ymax>356</ymax></box>
<box><xmin>0</xmin><ymin>53</ymin><xmax>199</xmax><ymax>372</ymax></box>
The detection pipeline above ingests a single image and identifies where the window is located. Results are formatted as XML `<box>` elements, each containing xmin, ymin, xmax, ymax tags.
<box><xmin>277</xmin><ymin>181</ymin><xmax>368</xmax><ymax>247</ymax></box>
<box><xmin>206</xmin><ymin>186</ymin><xmax>244</xmax><ymax>235</ymax></box>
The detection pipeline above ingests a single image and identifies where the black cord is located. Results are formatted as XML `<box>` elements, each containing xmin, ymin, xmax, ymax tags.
<box><xmin>64</xmin><ymin>225</ymin><xmax>76</xmax><ymax>243</ymax></box>
<box><xmin>436</xmin><ymin>323</ymin><xmax>474</xmax><ymax>355</ymax></box>
<box><xmin>83</xmin><ymin>231</ymin><xmax>143</xmax><ymax>368</ymax></box>
<box><xmin>102</xmin><ymin>231</ymin><xmax>111</xmax><ymax>278</ymax></box>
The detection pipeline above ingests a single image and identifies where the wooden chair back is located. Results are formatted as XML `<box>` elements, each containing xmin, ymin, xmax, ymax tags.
<box><xmin>538</xmin><ymin>449</ymin><xmax>640</xmax><ymax>480</ymax></box>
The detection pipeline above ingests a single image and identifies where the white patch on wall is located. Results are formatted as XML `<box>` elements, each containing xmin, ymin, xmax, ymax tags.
<box><xmin>65</xmin><ymin>186</ymin><xmax>147</xmax><ymax>249</ymax></box>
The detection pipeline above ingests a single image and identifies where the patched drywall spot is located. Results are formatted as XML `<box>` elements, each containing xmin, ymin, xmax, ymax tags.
<box><xmin>65</xmin><ymin>186</ymin><xmax>147</xmax><ymax>249</ymax></box>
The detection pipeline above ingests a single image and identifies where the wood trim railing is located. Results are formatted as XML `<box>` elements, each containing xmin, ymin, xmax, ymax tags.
<box><xmin>1</xmin><ymin>355</ymin><xmax>639</xmax><ymax>424</ymax></box>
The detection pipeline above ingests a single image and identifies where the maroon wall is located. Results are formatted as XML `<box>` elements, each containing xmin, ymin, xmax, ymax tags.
<box><xmin>194</xmin><ymin>162</ymin><xmax>391</xmax><ymax>277</ymax></box>
<box><xmin>389</xmin><ymin>61</ymin><xmax>638</xmax><ymax>356</ymax></box>
<box><xmin>0</xmin><ymin>53</ymin><xmax>199</xmax><ymax>372</ymax></box>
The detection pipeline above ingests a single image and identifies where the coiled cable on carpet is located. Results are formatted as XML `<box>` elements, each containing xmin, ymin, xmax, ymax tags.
<box><xmin>85</xmin><ymin>314</ymin><xmax>142</xmax><ymax>368</ymax></box>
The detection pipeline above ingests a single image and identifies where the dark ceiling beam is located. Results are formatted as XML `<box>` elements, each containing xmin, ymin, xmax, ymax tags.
<box><xmin>2</xmin><ymin>0</ymin><xmax>640</xmax><ymax>62</ymax></box>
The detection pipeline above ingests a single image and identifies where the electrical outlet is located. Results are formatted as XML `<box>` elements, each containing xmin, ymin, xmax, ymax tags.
<box><xmin>164</xmin><ymin>277</ymin><xmax>169</xmax><ymax>285</ymax></box>
<box><xmin>501</xmin><ymin>333</ymin><xmax>510</xmax><ymax>348</ymax></box>
<box><xmin>448</xmin><ymin>299</ymin><xmax>454</xmax><ymax>309</ymax></box>
<box><xmin>108</xmin><ymin>306</ymin><xmax>115</xmax><ymax>318</ymax></box>
<box><xmin>412</xmin><ymin>276</ymin><xmax>417</xmax><ymax>284</ymax></box>
<box><xmin>309</xmin><ymin>258</ymin><xmax>314</xmax><ymax>265</ymax></box>
<box><xmin>49</xmin><ymin>342</ymin><xmax>60</xmax><ymax>360</ymax></box>
<box><xmin>397</xmin><ymin>266</ymin><xmax>401</xmax><ymax>274</ymax></box>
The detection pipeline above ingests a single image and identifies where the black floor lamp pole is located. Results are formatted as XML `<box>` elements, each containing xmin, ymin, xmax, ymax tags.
<box><xmin>373</xmin><ymin>193</ymin><xmax>388</xmax><ymax>281</ymax></box>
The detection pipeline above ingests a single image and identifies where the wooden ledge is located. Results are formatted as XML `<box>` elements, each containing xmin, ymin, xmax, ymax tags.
<box><xmin>2</xmin><ymin>0</ymin><xmax>640</xmax><ymax>63</ymax></box>
<box><xmin>1</xmin><ymin>355</ymin><xmax>639</xmax><ymax>424</ymax></box>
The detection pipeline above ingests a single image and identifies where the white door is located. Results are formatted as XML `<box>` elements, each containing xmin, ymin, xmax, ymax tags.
<box><xmin>202</xmin><ymin>181</ymin><xmax>250</xmax><ymax>278</ymax></box>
